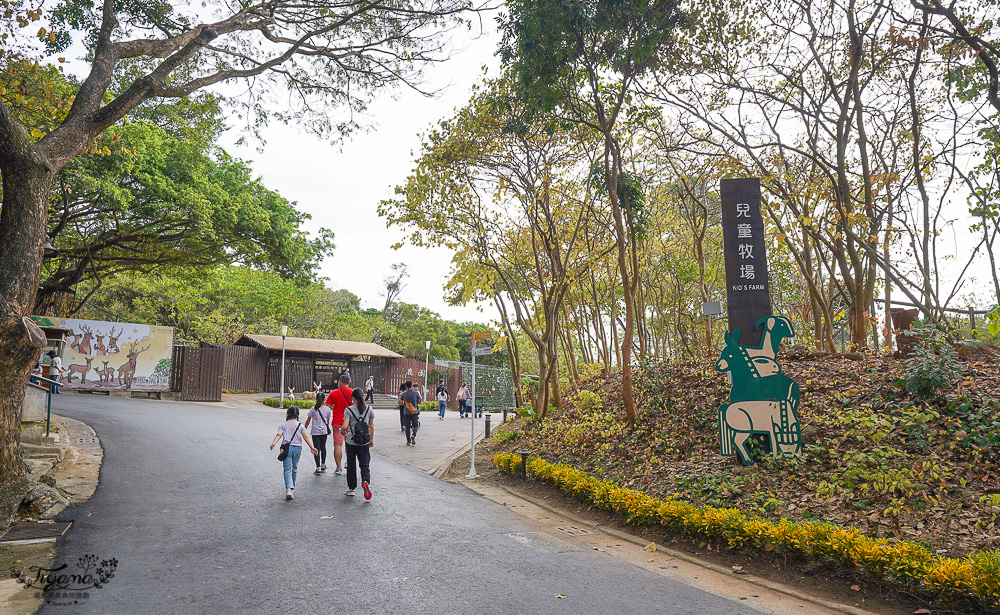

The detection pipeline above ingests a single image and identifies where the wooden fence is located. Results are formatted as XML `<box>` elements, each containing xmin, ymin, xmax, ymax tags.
<box><xmin>178</xmin><ymin>343</ymin><xmax>225</xmax><ymax>402</ymax></box>
<box><xmin>267</xmin><ymin>355</ymin><xmax>313</xmax><ymax>394</ymax></box>
<box><xmin>221</xmin><ymin>344</ymin><xmax>267</xmax><ymax>393</ymax></box>
<box><xmin>387</xmin><ymin>357</ymin><xmax>430</xmax><ymax>395</ymax></box>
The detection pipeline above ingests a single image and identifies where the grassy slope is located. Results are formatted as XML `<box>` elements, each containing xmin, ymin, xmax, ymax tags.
<box><xmin>485</xmin><ymin>352</ymin><xmax>1000</xmax><ymax>557</ymax></box>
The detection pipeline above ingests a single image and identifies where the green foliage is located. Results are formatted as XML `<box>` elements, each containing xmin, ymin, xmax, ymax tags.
<box><xmin>987</xmin><ymin>308</ymin><xmax>1000</xmax><ymax>337</ymax></box>
<box><xmin>944</xmin><ymin>397</ymin><xmax>1000</xmax><ymax>462</ymax></box>
<box><xmin>262</xmin><ymin>397</ymin><xmax>314</xmax><ymax>409</ymax></box>
<box><xmin>78</xmin><ymin>265</ymin><xmax>368</xmax><ymax>344</ymax></box>
<box><xmin>382</xmin><ymin>302</ymin><xmax>460</xmax><ymax>361</ymax></box>
<box><xmin>490</xmin><ymin>427</ymin><xmax>522</xmax><ymax>444</ymax></box>
<box><xmin>902</xmin><ymin>322</ymin><xmax>964</xmax><ymax>399</ymax></box>
<box><xmin>498</xmin><ymin>0</ymin><xmax>687</xmax><ymax>115</ymax></box>
<box><xmin>36</xmin><ymin>84</ymin><xmax>333</xmax><ymax>312</ymax></box>
<box><xmin>418</xmin><ymin>401</ymin><xmax>438</xmax><ymax>413</ymax></box>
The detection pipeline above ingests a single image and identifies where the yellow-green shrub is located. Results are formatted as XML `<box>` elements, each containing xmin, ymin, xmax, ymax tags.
<box><xmin>493</xmin><ymin>452</ymin><xmax>1000</xmax><ymax>609</ymax></box>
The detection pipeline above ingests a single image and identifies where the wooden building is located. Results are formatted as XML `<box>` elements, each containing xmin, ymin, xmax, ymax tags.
<box><xmin>233</xmin><ymin>335</ymin><xmax>403</xmax><ymax>394</ymax></box>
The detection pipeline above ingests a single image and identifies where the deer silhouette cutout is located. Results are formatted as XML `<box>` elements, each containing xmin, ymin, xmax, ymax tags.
<box><xmin>117</xmin><ymin>342</ymin><xmax>151</xmax><ymax>389</ymax></box>
<box><xmin>66</xmin><ymin>357</ymin><xmax>93</xmax><ymax>384</ymax></box>
<box><xmin>715</xmin><ymin>322</ymin><xmax>801</xmax><ymax>465</ymax></box>
<box><xmin>95</xmin><ymin>333</ymin><xmax>106</xmax><ymax>356</ymax></box>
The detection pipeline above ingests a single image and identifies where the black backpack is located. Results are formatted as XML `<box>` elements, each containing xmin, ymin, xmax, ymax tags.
<box><xmin>348</xmin><ymin>407</ymin><xmax>371</xmax><ymax>446</ymax></box>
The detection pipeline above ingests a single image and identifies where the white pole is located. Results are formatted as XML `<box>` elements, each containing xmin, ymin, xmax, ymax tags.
<box><xmin>280</xmin><ymin>333</ymin><xmax>286</xmax><ymax>404</ymax></box>
<box><xmin>424</xmin><ymin>340</ymin><xmax>431</xmax><ymax>400</ymax></box>
<box><xmin>468</xmin><ymin>338</ymin><xmax>477</xmax><ymax>479</ymax></box>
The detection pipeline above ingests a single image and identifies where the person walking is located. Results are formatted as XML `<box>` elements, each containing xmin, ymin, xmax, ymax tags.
<box><xmin>323</xmin><ymin>374</ymin><xmax>353</xmax><ymax>475</ymax></box>
<box><xmin>437</xmin><ymin>385</ymin><xmax>449</xmax><ymax>420</ymax></box>
<box><xmin>341</xmin><ymin>388</ymin><xmax>375</xmax><ymax>500</ymax></box>
<box><xmin>456</xmin><ymin>382</ymin><xmax>471</xmax><ymax>418</ymax></box>
<box><xmin>397</xmin><ymin>382</ymin><xmax>407</xmax><ymax>432</ymax></box>
<box><xmin>365</xmin><ymin>375</ymin><xmax>375</xmax><ymax>403</ymax></box>
<box><xmin>269</xmin><ymin>407</ymin><xmax>318</xmax><ymax>500</ymax></box>
<box><xmin>401</xmin><ymin>380</ymin><xmax>422</xmax><ymax>445</ymax></box>
<box><xmin>47</xmin><ymin>350</ymin><xmax>64</xmax><ymax>394</ymax></box>
<box><xmin>304</xmin><ymin>392</ymin><xmax>332</xmax><ymax>474</ymax></box>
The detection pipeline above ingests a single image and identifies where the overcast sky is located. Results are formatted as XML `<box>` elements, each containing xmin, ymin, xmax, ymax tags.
<box><xmin>224</xmin><ymin>22</ymin><xmax>502</xmax><ymax>326</ymax></box>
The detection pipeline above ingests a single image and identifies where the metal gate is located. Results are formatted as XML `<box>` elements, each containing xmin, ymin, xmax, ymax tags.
<box><xmin>180</xmin><ymin>343</ymin><xmax>225</xmax><ymax>402</ymax></box>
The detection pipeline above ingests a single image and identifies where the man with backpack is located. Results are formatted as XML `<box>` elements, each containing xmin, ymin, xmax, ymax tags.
<box><xmin>323</xmin><ymin>373</ymin><xmax>353</xmax><ymax>475</ymax></box>
<box><xmin>401</xmin><ymin>380</ymin><xmax>422</xmax><ymax>446</ymax></box>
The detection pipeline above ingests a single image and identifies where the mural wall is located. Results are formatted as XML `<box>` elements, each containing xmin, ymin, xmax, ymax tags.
<box><xmin>31</xmin><ymin>316</ymin><xmax>174</xmax><ymax>391</ymax></box>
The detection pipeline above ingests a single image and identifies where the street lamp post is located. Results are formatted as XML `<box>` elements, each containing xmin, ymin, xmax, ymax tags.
<box><xmin>424</xmin><ymin>340</ymin><xmax>431</xmax><ymax>400</ymax></box>
<box><xmin>279</xmin><ymin>325</ymin><xmax>288</xmax><ymax>405</ymax></box>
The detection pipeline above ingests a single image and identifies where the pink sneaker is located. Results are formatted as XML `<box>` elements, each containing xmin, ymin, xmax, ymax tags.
<box><xmin>362</xmin><ymin>481</ymin><xmax>372</xmax><ymax>500</ymax></box>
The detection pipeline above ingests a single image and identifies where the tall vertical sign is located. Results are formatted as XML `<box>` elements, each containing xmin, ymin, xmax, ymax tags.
<box><xmin>721</xmin><ymin>178</ymin><xmax>771</xmax><ymax>348</ymax></box>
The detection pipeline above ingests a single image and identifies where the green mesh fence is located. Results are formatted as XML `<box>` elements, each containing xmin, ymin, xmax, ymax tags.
<box><xmin>467</xmin><ymin>363</ymin><xmax>516</xmax><ymax>412</ymax></box>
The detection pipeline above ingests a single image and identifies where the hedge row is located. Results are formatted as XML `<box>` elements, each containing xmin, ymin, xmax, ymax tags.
<box><xmin>494</xmin><ymin>453</ymin><xmax>1000</xmax><ymax>610</ymax></box>
<box><xmin>262</xmin><ymin>397</ymin><xmax>315</xmax><ymax>409</ymax></box>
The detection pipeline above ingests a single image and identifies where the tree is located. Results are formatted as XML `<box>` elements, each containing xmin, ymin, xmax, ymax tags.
<box><xmin>383</xmin><ymin>302</ymin><xmax>460</xmax><ymax>361</ymax></box>
<box><xmin>381</xmin><ymin>77</ymin><xmax>610</xmax><ymax>418</ymax></box>
<box><xmin>80</xmin><ymin>265</ymin><xmax>366</xmax><ymax>343</ymax></box>
<box><xmin>38</xmin><ymin>109</ymin><xmax>333</xmax><ymax>314</ymax></box>
<box><xmin>381</xmin><ymin>263</ymin><xmax>409</xmax><ymax>317</ymax></box>
<box><xmin>0</xmin><ymin>0</ymin><xmax>470</xmax><ymax>522</ymax></box>
<box><xmin>497</xmin><ymin>0</ymin><xmax>687</xmax><ymax>423</ymax></box>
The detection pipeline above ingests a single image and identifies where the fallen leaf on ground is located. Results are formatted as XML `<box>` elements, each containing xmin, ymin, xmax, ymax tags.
<box><xmin>320</xmin><ymin>516</ymin><xmax>334</xmax><ymax>519</ymax></box>
<box><xmin>554</xmin><ymin>594</ymin><xmax>565</xmax><ymax>599</ymax></box>
<box><xmin>732</xmin><ymin>565</ymin><xmax>747</xmax><ymax>575</ymax></box>
<box><xmin>644</xmin><ymin>542</ymin><xmax>657</xmax><ymax>552</ymax></box>
<box><xmin>851</xmin><ymin>585</ymin><xmax>861</xmax><ymax>591</ymax></box>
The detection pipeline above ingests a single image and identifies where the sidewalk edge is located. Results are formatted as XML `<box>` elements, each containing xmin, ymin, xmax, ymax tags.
<box><xmin>437</xmin><ymin>448</ymin><xmax>876</xmax><ymax>615</ymax></box>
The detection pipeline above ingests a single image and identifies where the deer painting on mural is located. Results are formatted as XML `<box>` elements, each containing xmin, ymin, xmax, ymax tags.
<box><xmin>715</xmin><ymin>316</ymin><xmax>801</xmax><ymax>465</ymax></box>
<box><xmin>66</xmin><ymin>357</ymin><xmax>94</xmax><ymax>384</ymax></box>
<box><xmin>117</xmin><ymin>342</ymin><xmax>151</xmax><ymax>389</ymax></box>
<box><xmin>106</xmin><ymin>327</ymin><xmax>122</xmax><ymax>355</ymax></box>
<box><xmin>77</xmin><ymin>324</ymin><xmax>95</xmax><ymax>356</ymax></box>
<box><xmin>69</xmin><ymin>330</ymin><xmax>83</xmax><ymax>352</ymax></box>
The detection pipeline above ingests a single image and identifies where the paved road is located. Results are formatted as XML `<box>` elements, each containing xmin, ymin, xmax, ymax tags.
<box><xmin>40</xmin><ymin>395</ymin><xmax>760</xmax><ymax>615</ymax></box>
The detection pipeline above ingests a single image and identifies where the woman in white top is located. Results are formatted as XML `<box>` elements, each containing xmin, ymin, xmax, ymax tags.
<box><xmin>269</xmin><ymin>406</ymin><xmax>318</xmax><ymax>500</ymax></box>
<box><xmin>437</xmin><ymin>388</ymin><xmax>449</xmax><ymax>419</ymax></box>
<box><xmin>304</xmin><ymin>393</ymin><xmax>332</xmax><ymax>475</ymax></box>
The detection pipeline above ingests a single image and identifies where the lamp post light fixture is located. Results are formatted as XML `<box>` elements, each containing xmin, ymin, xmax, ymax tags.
<box><xmin>424</xmin><ymin>340</ymin><xmax>431</xmax><ymax>400</ymax></box>
<box><xmin>279</xmin><ymin>325</ymin><xmax>288</xmax><ymax>405</ymax></box>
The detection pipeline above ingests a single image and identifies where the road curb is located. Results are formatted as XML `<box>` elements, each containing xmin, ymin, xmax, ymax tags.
<box><xmin>429</xmin><ymin>431</ymin><xmax>486</xmax><ymax>479</ymax></box>
<box><xmin>439</xmin><ymin>449</ymin><xmax>877</xmax><ymax>615</ymax></box>
<box><xmin>491</xmin><ymin>483</ymin><xmax>875</xmax><ymax>615</ymax></box>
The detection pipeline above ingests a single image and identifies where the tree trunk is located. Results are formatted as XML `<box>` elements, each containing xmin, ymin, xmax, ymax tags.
<box><xmin>0</xmin><ymin>159</ymin><xmax>55</xmax><ymax>527</ymax></box>
<box><xmin>605</xmin><ymin>144</ymin><xmax>637</xmax><ymax>424</ymax></box>
<box><xmin>549</xmin><ymin>346</ymin><xmax>562</xmax><ymax>409</ymax></box>
<box><xmin>535</xmin><ymin>349</ymin><xmax>550</xmax><ymax>419</ymax></box>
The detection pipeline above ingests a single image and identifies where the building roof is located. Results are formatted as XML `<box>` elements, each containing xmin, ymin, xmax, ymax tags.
<box><xmin>236</xmin><ymin>334</ymin><xmax>403</xmax><ymax>359</ymax></box>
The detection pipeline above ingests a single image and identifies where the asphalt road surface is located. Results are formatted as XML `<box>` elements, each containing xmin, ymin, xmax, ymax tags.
<box><xmin>40</xmin><ymin>395</ymin><xmax>760</xmax><ymax>615</ymax></box>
